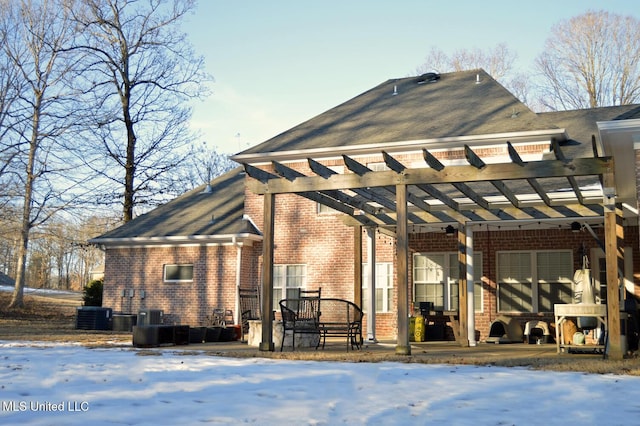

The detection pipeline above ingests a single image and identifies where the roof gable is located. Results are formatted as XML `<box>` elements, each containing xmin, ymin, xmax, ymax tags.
<box><xmin>237</xmin><ymin>69</ymin><xmax>556</xmax><ymax>156</ymax></box>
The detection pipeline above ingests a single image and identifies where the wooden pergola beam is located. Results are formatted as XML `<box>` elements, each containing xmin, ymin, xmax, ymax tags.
<box><xmin>383</xmin><ymin>151</ymin><xmax>467</xmax><ymax>216</ymax></box>
<box><xmin>308</xmin><ymin>157</ymin><xmax>399</xmax><ymax>213</ymax></box>
<box><xmin>507</xmin><ymin>142</ymin><xmax>552</xmax><ymax>206</ymax></box>
<box><xmin>247</xmin><ymin>157</ymin><xmax>612</xmax><ymax>195</ymax></box>
<box><xmin>345</xmin><ymin>154</ymin><xmax>433</xmax><ymax>212</ymax></box>
<box><xmin>552</xmin><ymin>139</ymin><xmax>585</xmax><ymax>204</ymax></box>
<box><xmin>273</xmin><ymin>161</ymin><xmax>394</xmax><ymax>225</ymax></box>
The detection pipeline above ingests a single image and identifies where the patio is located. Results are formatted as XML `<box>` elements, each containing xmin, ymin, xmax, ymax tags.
<box><xmin>184</xmin><ymin>338</ymin><xmax>608</xmax><ymax>368</ymax></box>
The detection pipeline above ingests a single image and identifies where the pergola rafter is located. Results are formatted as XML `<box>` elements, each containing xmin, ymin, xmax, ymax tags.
<box><xmin>243</xmin><ymin>141</ymin><xmax>623</xmax><ymax>359</ymax></box>
<box><xmin>245</xmin><ymin>143</ymin><xmax>613</xmax><ymax>227</ymax></box>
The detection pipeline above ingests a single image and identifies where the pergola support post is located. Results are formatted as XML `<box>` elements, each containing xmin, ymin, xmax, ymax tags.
<box><xmin>604</xmin><ymin>173</ymin><xmax>622</xmax><ymax>360</ymax></box>
<box><xmin>365</xmin><ymin>227</ymin><xmax>377</xmax><ymax>341</ymax></box>
<box><xmin>457</xmin><ymin>225</ymin><xmax>469</xmax><ymax>347</ymax></box>
<box><xmin>354</xmin><ymin>225</ymin><xmax>363</xmax><ymax>309</ymax></box>
<box><xmin>259</xmin><ymin>193</ymin><xmax>275</xmax><ymax>352</ymax></box>
<box><xmin>395</xmin><ymin>184</ymin><xmax>410</xmax><ymax>355</ymax></box>
<box><xmin>466</xmin><ymin>227</ymin><xmax>476</xmax><ymax>346</ymax></box>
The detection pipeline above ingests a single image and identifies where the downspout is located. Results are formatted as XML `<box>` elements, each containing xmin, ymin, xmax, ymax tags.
<box><xmin>233</xmin><ymin>237</ymin><xmax>242</xmax><ymax>326</ymax></box>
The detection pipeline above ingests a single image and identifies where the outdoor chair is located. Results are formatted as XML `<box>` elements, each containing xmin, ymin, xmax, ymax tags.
<box><xmin>294</xmin><ymin>287</ymin><xmax>321</xmax><ymax>299</ymax></box>
<box><xmin>208</xmin><ymin>308</ymin><xmax>233</xmax><ymax>327</ymax></box>
<box><xmin>239</xmin><ymin>286</ymin><xmax>261</xmax><ymax>342</ymax></box>
<box><xmin>317</xmin><ymin>298</ymin><xmax>363</xmax><ymax>351</ymax></box>
<box><xmin>279</xmin><ymin>296</ymin><xmax>321</xmax><ymax>351</ymax></box>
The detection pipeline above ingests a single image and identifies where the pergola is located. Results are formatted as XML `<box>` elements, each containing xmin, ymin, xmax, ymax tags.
<box><xmin>243</xmin><ymin>136</ymin><xmax>630</xmax><ymax>359</ymax></box>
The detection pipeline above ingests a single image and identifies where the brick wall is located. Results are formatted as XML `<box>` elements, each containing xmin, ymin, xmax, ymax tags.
<box><xmin>103</xmin><ymin>244</ymin><xmax>260</xmax><ymax>326</ymax></box>
<box><xmin>104</xmin><ymin>145</ymin><xmax>640</xmax><ymax>342</ymax></box>
<box><xmin>240</xmin><ymin>155</ymin><xmax>640</xmax><ymax>341</ymax></box>
<box><xmin>406</xmin><ymin>226</ymin><xmax>640</xmax><ymax>341</ymax></box>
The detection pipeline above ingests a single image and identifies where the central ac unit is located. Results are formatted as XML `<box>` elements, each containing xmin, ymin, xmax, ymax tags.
<box><xmin>76</xmin><ymin>307</ymin><xmax>112</xmax><ymax>330</ymax></box>
<box><xmin>138</xmin><ymin>309</ymin><xmax>163</xmax><ymax>325</ymax></box>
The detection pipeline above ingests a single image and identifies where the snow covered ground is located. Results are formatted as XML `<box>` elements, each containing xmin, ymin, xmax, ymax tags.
<box><xmin>2</xmin><ymin>341</ymin><xmax>640</xmax><ymax>425</ymax></box>
<box><xmin>2</xmin><ymin>285</ymin><xmax>640</xmax><ymax>425</ymax></box>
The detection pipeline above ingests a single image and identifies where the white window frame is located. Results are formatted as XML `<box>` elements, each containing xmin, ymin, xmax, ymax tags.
<box><xmin>412</xmin><ymin>252</ymin><xmax>483</xmax><ymax>312</ymax></box>
<box><xmin>273</xmin><ymin>264</ymin><xmax>307</xmax><ymax>310</ymax></box>
<box><xmin>367</xmin><ymin>162</ymin><xmax>388</xmax><ymax>172</ymax></box>
<box><xmin>497</xmin><ymin>250</ymin><xmax>573</xmax><ymax>313</ymax></box>
<box><xmin>163</xmin><ymin>264</ymin><xmax>194</xmax><ymax>283</ymax></box>
<box><xmin>362</xmin><ymin>262</ymin><xmax>394</xmax><ymax>313</ymax></box>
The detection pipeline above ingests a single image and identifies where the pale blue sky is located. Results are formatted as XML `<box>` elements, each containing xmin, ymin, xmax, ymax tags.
<box><xmin>185</xmin><ymin>1</ymin><xmax>640</xmax><ymax>154</ymax></box>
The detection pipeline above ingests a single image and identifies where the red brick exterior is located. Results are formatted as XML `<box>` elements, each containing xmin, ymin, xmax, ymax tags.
<box><xmin>409</xmin><ymin>226</ymin><xmax>640</xmax><ymax>340</ymax></box>
<box><xmin>103</xmin><ymin>244</ymin><xmax>260</xmax><ymax>325</ymax></box>
<box><xmin>102</xmin><ymin>145</ymin><xmax>640</xmax><ymax>342</ymax></box>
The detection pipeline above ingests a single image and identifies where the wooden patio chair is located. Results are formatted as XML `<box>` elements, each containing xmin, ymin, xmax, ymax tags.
<box><xmin>293</xmin><ymin>287</ymin><xmax>322</xmax><ymax>299</ymax></box>
<box><xmin>238</xmin><ymin>286</ymin><xmax>261</xmax><ymax>342</ymax></box>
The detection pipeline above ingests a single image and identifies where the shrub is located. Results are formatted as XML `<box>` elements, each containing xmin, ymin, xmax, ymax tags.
<box><xmin>83</xmin><ymin>278</ymin><xmax>103</xmax><ymax>306</ymax></box>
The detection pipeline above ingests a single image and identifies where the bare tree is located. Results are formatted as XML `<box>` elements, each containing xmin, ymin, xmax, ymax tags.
<box><xmin>70</xmin><ymin>0</ymin><xmax>211</xmax><ymax>222</ymax></box>
<box><xmin>416</xmin><ymin>43</ymin><xmax>526</xmax><ymax>100</ymax></box>
<box><xmin>417</xmin><ymin>44</ymin><xmax>517</xmax><ymax>81</ymax></box>
<box><xmin>0</xmin><ymin>8</ymin><xmax>25</xmax><ymax>206</ymax></box>
<box><xmin>1</xmin><ymin>0</ymin><xmax>85</xmax><ymax>308</ymax></box>
<box><xmin>166</xmin><ymin>141</ymin><xmax>237</xmax><ymax>196</ymax></box>
<box><xmin>535</xmin><ymin>10</ymin><xmax>640</xmax><ymax>110</ymax></box>
<box><xmin>0</xmin><ymin>205</ymin><xmax>20</xmax><ymax>278</ymax></box>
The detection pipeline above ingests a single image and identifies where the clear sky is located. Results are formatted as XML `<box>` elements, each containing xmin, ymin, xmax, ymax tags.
<box><xmin>184</xmin><ymin>1</ymin><xmax>640</xmax><ymax>155</ymax></box>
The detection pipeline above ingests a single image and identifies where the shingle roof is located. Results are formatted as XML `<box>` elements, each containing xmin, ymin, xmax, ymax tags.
<box><xmin>238</xmin><ymin>69</ymin><xmax>558</xmax><ymax>155</ymax></box>
<box><xmin>540</xmin><ymin>104</ymin><xmax>640</xmax><ymax>158</ymax></box>
<box><xmin>91</xmin><ymin>167</ymin><xmax>258</xmax><ymax>243</ymax></box>
<box><xmin>95</xmin><ymin>71</ymin><xmax>640</xmax><ymax>241</ymax></box>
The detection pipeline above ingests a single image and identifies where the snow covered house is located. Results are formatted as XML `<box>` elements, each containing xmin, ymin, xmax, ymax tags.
<box><xmin>90</xmin><ymin>69</ymin><xmax>640</xmax><ymax>358</ymax></box>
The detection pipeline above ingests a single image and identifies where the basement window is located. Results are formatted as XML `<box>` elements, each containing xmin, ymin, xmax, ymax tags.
<box><xmin>164</xmin><ymin>264</ymin><xmax>194</xmax><ymax>283</ymax></box>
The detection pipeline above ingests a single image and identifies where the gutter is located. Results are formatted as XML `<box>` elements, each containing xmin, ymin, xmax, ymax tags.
<box><xmin>231</xmin><ymin>129</ymin><xmax>567</xmax><ymax>164</ymax></box>
<box><xmin>88</xmin><ymin>233</ymin><xmax>263</xmax><ymax>249</ymax></box>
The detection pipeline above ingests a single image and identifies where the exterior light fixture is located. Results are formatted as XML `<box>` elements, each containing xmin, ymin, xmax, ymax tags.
<box><xmin>571</xmin><ymin>221</ymin><xmax>581</xmax><ymax>232</ymax></box>
<box><xmin>445</xmin><ymin>225</ymin><xmax>456</xmax><ymax>236</ymax></box>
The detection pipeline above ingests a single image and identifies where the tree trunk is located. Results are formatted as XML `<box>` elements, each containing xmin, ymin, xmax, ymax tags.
<box><xmin>9</xmin><ymin>94</ymin><xmax>39</xmax><ymax>308</ymax></box>
<box><xmin>9</xmin><ymin>176</ymin><xmax>34</xmax><ymax>308</ymax></box>
<box><xmin>9</xmin><ymin>233</ymin><xmax>28</xmax><ymax>309</ymax></box>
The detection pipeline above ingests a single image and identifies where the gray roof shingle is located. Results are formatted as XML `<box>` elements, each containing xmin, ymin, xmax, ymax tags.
<box><xmin>239</xmin><ymin>69</ymin><xmax>558</xmax><ymax>155</ymax></box>
<box><xmin>540</xmin><ymin>105</ymin><xmax>640</xmax><ymax>158</ymax></box>
<box><xmin>91</xmin><ymin>167</ymin><xmax>258</xmax><ymax>242</ymax></box>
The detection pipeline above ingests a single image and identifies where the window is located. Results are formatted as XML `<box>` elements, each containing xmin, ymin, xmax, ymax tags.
<box><xmin>367</xmin><ymin>162</ymin><xmax>388</xmax><ymax>172</ymax></box>
<box><xmin>497</xmin><ymin>250</ymin><xmax>573</xmax><ymax>313</ymax></box>
<box><xmin>164</xmin><ymin>264</ymin><xmax>194</xmax><ymax>282</ymax></box>
<box><xmin>413</xmin><ymin>252</ymin><xmax>483</xmax><ymax>312</ymax></box>
<box><xmin>362</xmin><ymin>262</ymin><xmax>394</xmax><ymax>313</ymax></box>
<box><xmin>273</xmin><ymin>264</ymin><xmax>307</xmax><ymax>310</ymax></box>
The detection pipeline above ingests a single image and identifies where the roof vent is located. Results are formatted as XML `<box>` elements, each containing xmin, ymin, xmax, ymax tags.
<box><xmin>416</xmin><ymin>72</ymin><xmax>440</xmax><ymax>84</ymax></box>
